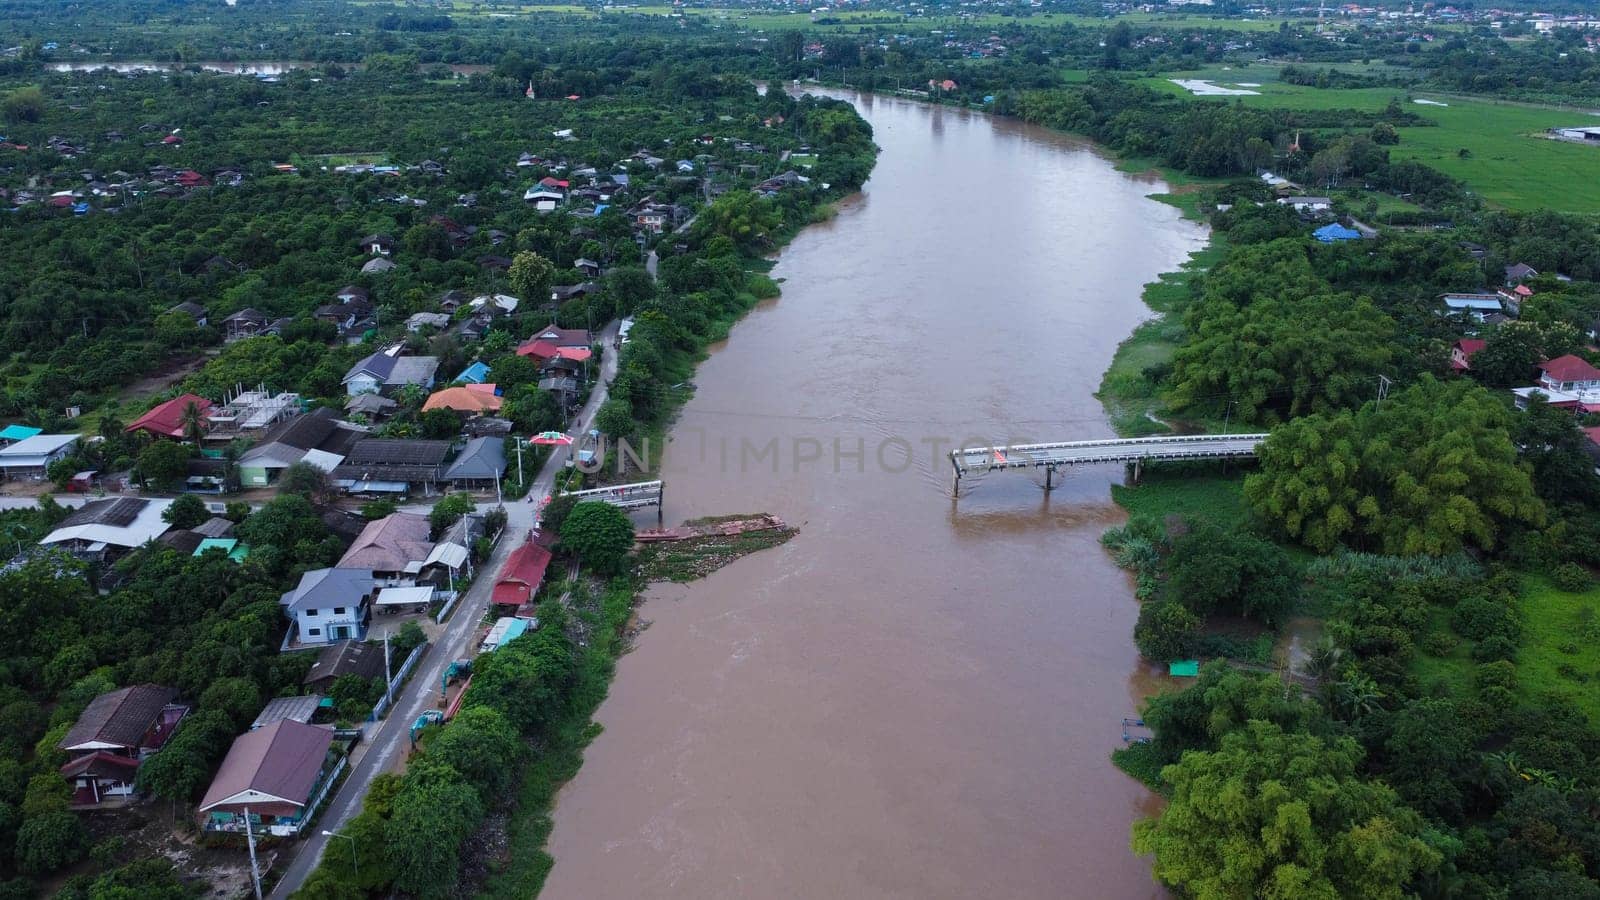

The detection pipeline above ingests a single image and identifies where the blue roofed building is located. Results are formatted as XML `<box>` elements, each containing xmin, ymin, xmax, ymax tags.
<box><xmin>456</xmin><ymin>361</ymin><xmax>491</xmax><ymax>384</ymax></box>
<box><xmin>1312</xmin><ymin>223</ymin><xmax>1361</xmax><ymax>243</ymax></box>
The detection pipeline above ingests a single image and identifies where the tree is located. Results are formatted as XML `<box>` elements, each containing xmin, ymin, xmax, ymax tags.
<box><xmin>278</xmin><ymin>461</ymin><xmax>334</xmax><ymax>505</ymax></box>
<box><xmin>162</xmin><ymin>494</ymin><xmax>209</xmax><ymax>530</ymax></box>
<box><xmin>14</xmin><ymin>810</ymin><xmax>87</xmax><ymax>875</ymax></box>
<box><xmin>539</xmin><ymin>493</ymin><xmax>578</xmax><ymax>532</ymax></box>
<box><xmin>1515</xmin><ymin>393</ymin><xmax>1600</xmax><ymax>505</ymax></box>
<box><xmin>428</xmin><ymin>493</ymin><xmax>475</xmax><ymax>539</ymax></box>
<box><xmin>1133</xmin><ymin>601</ymin><xmax>1200</xmax><ymax>662</ymax></box>
<box><xmin>1132</xmin><ymin>722</ymin><xmax>1440</xmax><ymax>899</ymax></box>
<box><xmin>137</xmin><ymin>441</ymin><xmax>190</xmax><ymax>490</ymax></box>
<box><xmin>1245</xmin><ymin>377</ymin><xmax>1545</xmax><ymax>554</ymax></box>
<box><xmin>558</xmin><ymin>502</ymin><xmax>634</xmax><ymax>575</ymax></box>
<box><xmin>424</xmin><ymin>707</ymin><xmax>522</xmax><ymax>802</ymax></box>
<box><xmin>384</xmin><ymin>758</ymin><xmax>483</xmax><ymax>898</ymax></box>
<box><xmin>1</xmin><ymin>87</ymin><xmax>44</xmax><ymax>125</ymax></box>
<box><xmin>593</xmin><ymin>397</ymin><xmax>634</xmax><ymax>440</ymax></box>
<box><xmin>417</xmin><ymin>408</ymin><xmax>460</xmax><ymax>440</ymax></box>
<box><xmin>1164</xmin><ymin>523</ymin><xmax>1298</xmax><ymax>626</ymax></box>
<box><xmin>508</xmin><ymin>252</ymin><xmax>557</xmax><ymax>310</ymax></box>
<box><xmin>1470</xmin><ymin>320</ymin><xmax>1580</xmax><ymax>388</ymax></box>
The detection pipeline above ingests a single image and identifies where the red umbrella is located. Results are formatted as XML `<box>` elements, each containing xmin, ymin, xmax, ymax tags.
<box><xmin>528</xmin><ymin>431</ymin><xmax>574</xmax><ymax>446</ymax></box>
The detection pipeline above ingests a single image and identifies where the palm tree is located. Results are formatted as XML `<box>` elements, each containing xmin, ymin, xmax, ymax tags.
<box><xmin>1334</xmin><ymin>672</ymin><xmax>1383</xmax><ymax>721</ymax></box>
<box><xmin>1301</xmin><ymin>638</ymin><xmax>1344</xmax><ymax>708</ymax></box>
<box><xmin>180</xmin><ymin>400</ymin><xmax>205</xmax><ymax>444</ymax></box>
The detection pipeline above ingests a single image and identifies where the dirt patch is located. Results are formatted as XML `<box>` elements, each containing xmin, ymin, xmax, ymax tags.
<box><xmin>78</xmin><ymin>801</ymin><xmax>265</xmax><ymax>898</ymax></box>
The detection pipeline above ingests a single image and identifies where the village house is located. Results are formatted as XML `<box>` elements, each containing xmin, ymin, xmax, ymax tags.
<box><xmin>1441</xmin><ymin>293</ymin><xmax>1505</xmax><ymax>323</ymax></box>
<box><xmin>491</xmin><ymin>537</ymin><xmax>553</xmax><ymax>617</ymax></box>
<box><xmin>0</xmin><ymin>433</ymin><xmax>79</xmax><ymax>479</ymax></box>
<box><xmin>165</xmin><ymin>301</ymin><xmax>208</xmax><ymax>327</ymax></box>
<box><xmin>332</xmin><ymin>439</ymin><xmax>453</xmax><ymax>497</ymax></box>
<box><xmin>1505</xmin><ymin>262</ymin><xmax>1539</xmax><ymax>285</ymax></box>
<box><xmin>236</xmin><ymin>408</ymin><xmax>364</xmax><ymax>487</ymax></box>
<box><xmin>358</xmin><ymin>234</ymin><xmax>394</xmax><ymax>256</ymax></box>
<box><xmin>444</xmin><ymin>436</ymin><xmax>507</xmax><ymax>491</ymax></box>
<box><xmin>198</xmin><ymin>719</ymin><xmax>339</xmax><ymax>837</ymax></box>
<box><xmin>1450</xmin><ymin>338</ymin><xmax>1486</xmax><ymax>372</ymax></box>
<box><xmin>342</xmin><ymin>349</ymin><xmax>440</xmax><ymax>397</ymax></box>
<box><xmin>336</xmin><ymin>511</ymin><xmax>435</xmax><ymax>582</ymax></box>
<box><xmin>58</xmin><ymin>684</ymin><xmax>188</xmax><ymax>806</ymax></box>
<box><xmin>40</xmin><ymin>497</ymin><xmax>174</xmax><ymax>560</ymax></box>
<box><xmin>222</xmin><ymin>308</ymin><xmax>272</xmax><ymax>342</ymax></box>
<box><xmin>361</xmin><ymin>257</ymin><xmax>396</xmax><ymax>276</ymax></box>
<box><xmin>344</xmin><ymin>393</ymin><xmax>398</xmax><ymax>422</ymax></box>
<box><xmin>125</xmin><ymin>394</ymin><xmax>213</xmax><ymax>441</ymax></box>
<box><xmin>455</xmin><ymin>361</ymin><xmax>491</xmax><ymax>384</ymax></box>
<box><xmin>1538</xmin><ymin>355</ymin><xmax>1600</xmax><ymax>393</ymax></box>
<box><xmin>249</xmin><ymin>695</ymin><xmax>324</xmax><ymax>731</ymax></box>
<box><xmin>279</xmin><ymin>567</ymin><xmax>375</xmax><ymax>646</ymax></box>
<box><xmin>524</xmin><ymin>186</ymin><xmax>565</xmax><ymax>212</ymax></box>
<box><xmin>423</xmin><ymin>384</ymin><xmax>503</xmax><ymax>416</ymax></box>
<box><xmin>301</xmin><ymin>639</ymin><xmax>387</xmax><ymax>693</ymax></box>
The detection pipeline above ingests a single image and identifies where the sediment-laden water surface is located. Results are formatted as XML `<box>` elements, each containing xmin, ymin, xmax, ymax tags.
<box><xmin>543</xmin><ymin>89</ymin><xmax>1206</xmax><ymax>899</ymax></box>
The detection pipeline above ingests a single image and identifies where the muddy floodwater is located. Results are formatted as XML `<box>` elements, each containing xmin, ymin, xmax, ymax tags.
<box><xmin>543</xmin><ymin>90</ymin><xmax>1207</xmax><ymax>899</ymax></box>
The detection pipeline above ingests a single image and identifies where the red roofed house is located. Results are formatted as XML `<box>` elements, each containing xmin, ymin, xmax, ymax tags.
<box><xmin>1538</xmin><ymin>355</ymin><xmax>1600</xmax><ymax>393</ymax></box>
<box><xmin>162</xmin><ymin>134</ymin><xmax>183</xmax><ymax>145</ymax></box>
<box><xmin>491</xmin><ymin>538</ymin><xmax>552</xmax><ymax>615</ymax></box>
<box><xmin>1450</xmin><ymin>339</ymin><xmax>1485</xmax><ymax>372</ymax></box>
<box><xmin>175</xmin><ymin>170</ymin><xmax>209</xmax><ymax>187</ymax></box>
<box><xmin>198</xmin><ymin>719</ymin><xmax>339</xmax><ymax>837</ymax></box>
<box><xmin>59</xmin><ymin>685</ymin><xmax>188</xmax><ymax>806</ymax></box>
<box><xmin>126</xmin><ymin>394</ymin><xmax>213</xmax><ymax>440</ymax></box>
<box><xmin>516</xmin><ymin>339</ymin><xmax>560</xmax><ymax>362</ymax></box>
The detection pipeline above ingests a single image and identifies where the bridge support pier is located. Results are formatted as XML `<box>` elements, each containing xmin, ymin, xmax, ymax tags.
<box><xmin>1132</xmin><ymin>459</ymin><xmax>1144</xmax><ymax>484</ymax></box>
<box><xmin>1044</xmin><ymin>464</ymin><xmax>1056</xmax><ymax>492</ymax></box>
<box><xmin>951</xmin><ymin>465</ymin><xmax>962</xmax><ymax>497</ymax></box>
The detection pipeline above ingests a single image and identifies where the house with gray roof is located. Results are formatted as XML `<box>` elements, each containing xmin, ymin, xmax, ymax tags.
<box><xmin>279</xmin><ymin>567</ymin><xmax>374</xmax><ymax>646</ymax></box>
<box><xmin>445</xmin><ymin>436</ymin><xmax>507</xmax><ymax>490</ymax></box>
<box><xmin>342</xmin><ymin>350</ymin><xmax>439</xmax><ymax>398</ymax></box>
<box><xmin>237</xmin><ymin>408</ymin><xmax>365</xmax><ymax>487</ymax></box>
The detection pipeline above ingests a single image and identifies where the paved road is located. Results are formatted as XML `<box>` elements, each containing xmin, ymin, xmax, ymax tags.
<box><xmin>270</xmin><ymin>320</ymin><xmax>620</xmax><ymax>897</ymax></box>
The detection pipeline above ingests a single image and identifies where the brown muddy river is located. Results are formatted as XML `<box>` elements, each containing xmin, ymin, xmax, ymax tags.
<box><xmin>542</xmin><ymin>90</ymin><xmax>1207</xmax><ymax>899</ymax></box>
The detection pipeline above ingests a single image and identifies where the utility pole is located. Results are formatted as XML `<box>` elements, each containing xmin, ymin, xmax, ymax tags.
<box><xmin>383</xmin><ymin>631</ymin><xmax>392</xmax><ymax>695</ymax></box>
<box><xmin>1377</xmin><ymin>374</ymin><xmax>1392</xmax><ymax>408</ymax></box>
<box><xmin>244</xmin><ymin>806</ymin><xmax>263</xmax><ymax>900</ymax></box>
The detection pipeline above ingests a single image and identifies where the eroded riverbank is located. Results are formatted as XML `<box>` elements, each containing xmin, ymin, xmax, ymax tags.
<box><xmin>541</xmin><ymin>91</ymin><xmax>1207</xmax><ymax>899</ymax></box>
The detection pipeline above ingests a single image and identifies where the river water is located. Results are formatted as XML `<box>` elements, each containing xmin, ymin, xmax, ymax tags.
<box><xmin>542</xmin><ymin>91</ymin><xmax>1207</xmax><ymax>899</ymax></box>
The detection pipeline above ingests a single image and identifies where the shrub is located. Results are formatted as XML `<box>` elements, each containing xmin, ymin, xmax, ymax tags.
<box><xmin>1472</xmin><ymin>634</ymin><xmax>1518</xmax><ymax>663</ymax></box>
<box><xmin>1134</xmin><ymin>601</ymin><xmax>1200</xmax><ymax>662</ymax></box>
<box><xmin>1551</xmin><ymin>563</ymin><xmax>1590</xmax><ymax>593</ymax></box>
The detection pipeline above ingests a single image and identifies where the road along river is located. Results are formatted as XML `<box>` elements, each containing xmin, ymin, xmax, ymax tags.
<box><xmin>542</xmin><ymin>89</ymin><xmax>1208</xmax><ymax>899</ymax></box>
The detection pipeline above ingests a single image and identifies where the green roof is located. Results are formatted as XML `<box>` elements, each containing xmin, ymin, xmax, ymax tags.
<box><xmin>1168</xmin><ymin>660</ymin><xmax>1200</xmax><ymax>678</ymax></box>
<box><xmin>194</xmin><ymin>538</ymin><xmax>249</xmax><ymax>562</ymax></box>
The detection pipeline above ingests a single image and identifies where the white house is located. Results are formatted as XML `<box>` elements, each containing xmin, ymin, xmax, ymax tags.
<box><xmin>0</xmin><ymin>433</ymin><xmax>79</xmax><ymax>478</ymax></box>
<box><xmin>523</xmin><ymin>187</ymin><xmax>564</xmax><ymax>212</ymax></box>
<box><xmin>1276</xmin><ymin>196</ymin><xmax>1332</xmax><ymax>213</ymax></box>
<box><xmin>40</xmin><ymin>497</ymin><xmax>173</xmax><ymax>560</ymax></box>
<box><xmin>279</xmin><ymin>567</ymin><xmax>374</xmax><ymax>646</ymax></box>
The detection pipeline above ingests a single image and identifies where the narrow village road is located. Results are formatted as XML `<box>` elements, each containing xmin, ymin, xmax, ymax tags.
<box><xmin>270</xmin><ymin>319</ymin><xmax>620</xmax><ymax>897</ymax></box>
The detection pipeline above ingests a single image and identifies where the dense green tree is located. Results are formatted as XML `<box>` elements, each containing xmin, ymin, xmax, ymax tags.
<box><xmin>508</xmin><ymin>251</ymin><xmax>557</xmax><ymax>310</ymax></box>
<box><xmin>1133</xmin><ymin>601</ymin><xmax>1200</xmax><ymax>662</ymax></box>
<box><xmin>1164</xmin><ymin>523</ymin><xmax>1298</xmax><ymax>626</ymax></box>
<box><xmin>424</xmin><ymin>706</ymin><xmax>522</xmax><ymax>803</ymax></box>
<box><xmin>1470</xmin><ymin>320</ymin><xmax>1581</xmax><ymax>389</ymax></box>
<box><xmin>384</xmin><ymin>758</ymin><xmax>483</xmax><ymax>899</ymax></box>
<box><xmin>13</xmin><ymin>810</ymin><xmax>86</xmax><ymax>876</ymax></box>
<box><xmin>1246</xmin><ymin>377</ymin><xmax>1545</xmax><ymax>554</ymax></box>
<box><xmin>162</xmin><ymin>494</ymin><xmax>209</xmax><ymax>531</ymax></box>
<box><xmin>558</xmin><ymin>501</ymin><xmax>634</xmax><ymax>574</ymax></box>
<box><xmin>428</xmin><ymin>493</ymin><xmax>476</xmax><ymax>539</ymax></box>
<box><xmin>137</xmin><ymin>441</ymin><xmax>190</xmax><ymax>489</ymax></box>
<box><xmin>1133</xmin><ymin>721</ymin><xmax>1441</xmax><ymax>899</ymax></box>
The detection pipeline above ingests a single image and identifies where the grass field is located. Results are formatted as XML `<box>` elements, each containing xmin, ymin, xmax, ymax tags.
<box><xmin>1150</xmin><ymin>67</ymin><xmax>1600</xmax><ymax>213</ymax></box>
<box><xmin>1413</xmin><ymin>575</ymin><xmax>1600</xmax><ymax>725</ymax></box>
<box><xmin>1110</xmin><ymin>469</ymin><xmax>1249</xmax><ymax>529</ymax></box>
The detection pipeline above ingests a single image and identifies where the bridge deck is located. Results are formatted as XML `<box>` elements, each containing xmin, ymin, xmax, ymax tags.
<box><xmin>951</xmin><ymin>434</ymin><xmax>1267</xmax><ymax>475</ymax></box>
<box><xmin>562</xmin><ymin>479</ymin><xmax>663</xmax><ymax>510</ymax></box>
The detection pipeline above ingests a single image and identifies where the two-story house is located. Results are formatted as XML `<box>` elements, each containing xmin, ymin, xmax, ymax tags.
<box><xmin>59</xmin><ymin>684</ymin><xmax>189</xmax><ymax>806</ymax></box>
<box><xmin>279</xmin><ymin>567</ymin><xmax>375</xmax><ymax>646</ymax></box>
<box><xmin>1538</xmin><ymin>355</ymin><xmax>1600</xmax><ymax>393</ymax></box>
